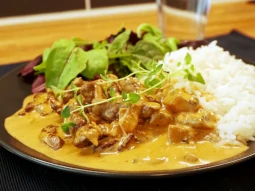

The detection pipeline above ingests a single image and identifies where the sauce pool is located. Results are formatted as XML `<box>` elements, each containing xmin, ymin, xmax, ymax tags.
<box><xmin>4</xmin><ymin>95</ymin><xmax>248</xmax><ymax>171</ymax></box>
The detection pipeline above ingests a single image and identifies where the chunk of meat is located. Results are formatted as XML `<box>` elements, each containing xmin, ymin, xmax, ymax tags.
<box><xmin>119</xmin><ymin>104</ymin><xmax>142</xmax><ymax>133</ymax></box>
<box><xmin>102</xmin><ymin>103</ymin><xmax>121</xmax><ymax>121</ymax></box>
<box><xmin>108</xmin><ymin>120</ymin><xmax>122</xmax><ymax>137</ymax></box>
<box><xmin>80</xmin><ymin>82</ymin><xmax>95</xmax><ymax>104</ymax></box>
<box><xmin>73</xmin><ymin>123</ymin><xmax>101</xmax><ymax>148</ymax></box>
<box><xmin>140</xmin><ymin>102</ymin><xmax>161</xmax><ymax>119</ymax></box>
<box><xmin>62</xmin><ymin>91</ymin><xmax>74</xmax><ymax>104</ymax></box>
<box><xmin>47</xmin><ymin>92</ymin><xmax>63</xmax><ymax>114</ymax></box>
<box><xmin>168</xmin><ymin>124</ymin><xmax>214</xmax><ymax>143</ymax></box>
<box><xmin>145</xmin><ymin>91</ymin><xmax>163</xmax><ymax>103</ymax></box>
<box><xmin>168</xmin><ymin>124</ymin><xmax>195</xmax><ymax>143</ymax></box>
<box><xmin>91</xmin><ymin>99</ymin><xmax>120</xmax><ymax>122</ymax></box>
<box><xmin>91</xmin><ymin>99</ymin><xmax>106</xmax><ymax>117</ymax></box>
<box><xmin>133</xmin><ymin>130</ymin><xmax>148</xmax><ymax>143</ymax></box>
<box><xmin>34</xmin><ymin>103</ymin><xmax>53</xmax><ymax>115</ymax></box>
<box><xmin>41</xmin><ymin>124</ymin><xmax>57</xmax><ymax>134</ymax></box>
<box><xmin>163</xmin><ymin>90</ymin><xmax>200</xmax><ymax>113</ymax></box>
<box><xmin>176</xmin><ymin>109</ymin><xmax>217</xmax><ymax>129</ymax></box>
<box><xmin>95</xmin><ymin>134</ymin><xmax>133</xmax><ymax>153</ymax></box>
<box><xmin>97</xmin><ymin>121</ymin><xmax>121</xmax><ymax>137</ymax></box>
<box><xmin>24</xmin><ymin>102</ymin><xmax>35</xmax><ymax>112</ymax></box>
<box><xmin>183</xmin><ymin>153</ymin><xmax>199</xmax><ymax>163</ymax></box>
<box><xmin>149</xmin><ymin>109</ymin><xmax>174</xmax><ymax>127</ymax></box>
<box><xmin>70</xmin><ymin>112</ymin><xmax>87</xmax><ymax>128</ymax></box>
<box><xmin>39</xmin><ymin>125</ymin><xmax>64</xmax><ymax>150</ymax></box>
<box><xmin>118</xmin><ymin>134</ymin><xmax>134</xmax><ymax>151</ymax></box>
<box><xmin>94</xmin><ymin>84</ymin><xmax>106</xmax><ymax>99</ymax></box>
<box><xmin>118</xmin><ymin>78</ymin><xmax>140</xmax><ymax>93</ymax></box>
<box><xmin>73</xmin><ymin>77</ymin><xmax>85</xmax><ymax>87</ymax></box>
<box><xmin>22</xmin><ymin>93</ymin><xmax>52</xmax><ymax>115</ymax></box>
<box><xmin>33</xmin><ymin>93</ymin><xmax>48</xmax><ymax>103</ymax></box>
<box><xmin>95</xmin><ymin>137</ymin><xmax>119</xmax><ymax>153</ymax></box>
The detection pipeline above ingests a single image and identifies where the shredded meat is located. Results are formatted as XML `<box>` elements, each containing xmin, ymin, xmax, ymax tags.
<box><xmin>163</xmin><ymin>90</ymin><xmax>200</xmax><ymax>113</ymax></box>
<box><xmin>73</xmin><ymin>123</ymin><xmax>101</xmax><ymax>148</ymax></box>
<box><xmin>48</xmin><ymin>92</ymin><xmax>63</xmax><ymax>114</ymax></box>
<box><xmin>25</xmin><ymin>74</ymin><xmax>218</xmax><ymax>153</ymax></box>
<box><xmin>80</xmin><ymin>82</ymin><xmax>95</xmax><ymax>104</ymax></box>
<box><xmin>119</xmin><ymin>104</ymin><xmax>142</xmax><ymax>133</ymax></box>
<box><xmin>39</xmin><ymin>125</ymin><xmax>64</xmax><ymax>150</ymax></box>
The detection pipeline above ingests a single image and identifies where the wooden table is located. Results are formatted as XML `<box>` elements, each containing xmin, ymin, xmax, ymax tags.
<box><xmin>0</xmin><ymin>1</ymin><xmax>254</xmax><ymax>65</ymax></box>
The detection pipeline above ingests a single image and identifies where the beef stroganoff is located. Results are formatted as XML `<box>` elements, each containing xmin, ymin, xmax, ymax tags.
<box><xmin>5</xmin><ymin>24</ymin><xmax>254</xmax><ymax>171</ymax></box>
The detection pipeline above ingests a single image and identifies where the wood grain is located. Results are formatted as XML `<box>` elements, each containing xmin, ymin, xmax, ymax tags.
<box><xmin>0</xmin><ymin>1</ymin><xmax>254</xmax><ymax>65</ymax></box>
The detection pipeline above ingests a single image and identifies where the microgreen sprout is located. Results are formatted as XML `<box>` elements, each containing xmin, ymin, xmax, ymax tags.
<box><xmin>54</xmin><ymin>53</ymin><xmax>205</xmax><ymax>134</ymax></box>
<box><xmin>60</xmin><ymin>106</ymin><xmax>75</xmax><ymax>134</ymax></box>
<box><xmin>60</xmin><ymin>106</ymin><xmax>70</xmax><ymax>119</ymax></box>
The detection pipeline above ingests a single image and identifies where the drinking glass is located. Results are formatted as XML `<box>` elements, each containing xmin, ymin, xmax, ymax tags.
<box><xmin>157</xmin><ymin>0</ymin><xmax>211</xmax><ymax>40</ymax></box>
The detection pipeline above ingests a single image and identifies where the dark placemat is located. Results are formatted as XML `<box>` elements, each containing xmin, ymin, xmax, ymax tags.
<box><xmin>1</xmin><ymin>31</ymin><xmax>255</xmax><ymax>191</ymax></box>
<box><xmin>208</xmin><ymin>30</ymin><xmax>255</xmax><ymax>65</ymax></box>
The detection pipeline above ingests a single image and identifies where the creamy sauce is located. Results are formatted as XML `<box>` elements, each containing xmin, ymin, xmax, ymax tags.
<box><xmin>4</xmin><ymin>95</ymin><xmax>248</xmax><ymax>171</ymax></box>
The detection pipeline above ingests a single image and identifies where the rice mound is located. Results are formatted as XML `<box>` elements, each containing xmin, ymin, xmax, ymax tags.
<box><xmin>161</xmin><ymin>41</ymin><xmax>255</xmax><ymax>144</ymax></box>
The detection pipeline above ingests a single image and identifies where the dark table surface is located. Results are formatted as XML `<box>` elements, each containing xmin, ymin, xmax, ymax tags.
<box><xmin>1</xmin><ymin>31</ymin><xmax>255</xmax><ymax>191</ymax></box>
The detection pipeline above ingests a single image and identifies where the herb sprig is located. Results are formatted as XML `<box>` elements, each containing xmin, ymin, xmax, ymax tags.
<box><xmin>57</xmin><ymin>52</ymin><xmax>205</xmax><ymax>134</ymax></box>
<box><xmin>33</xmin><ymin>23</ymin><xmax>180</xmax><ymax>91</ymax></box>
<box><xmin>40</xmin><ymin>23</ymin><xmax>205</xmax><ymax>134</ymax></box>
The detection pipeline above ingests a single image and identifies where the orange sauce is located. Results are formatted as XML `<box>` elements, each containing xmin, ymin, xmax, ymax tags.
<box><xmin>4</xmin><ymin>95</ymin><xmax>248</xmax><ymax>171</ymax></box>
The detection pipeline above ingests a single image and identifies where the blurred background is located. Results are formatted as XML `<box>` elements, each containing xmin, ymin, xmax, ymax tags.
<box><xmin>1</xmin><ymin>0</ymin><xmax>153</xmax><ymax>17</ymax></box>
<box><xmin>0</xmin><ymin>0</ymin><xmax>254</xmax><ymax>64</ymax></box>
<box><xmin>0</xmin><ymin>0</ymin><xmax>234</xmax><ymax>18</ymax></box>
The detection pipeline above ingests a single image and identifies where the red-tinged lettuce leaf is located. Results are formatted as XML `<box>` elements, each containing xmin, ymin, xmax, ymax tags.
<box><xmin>20</xmin><ymin>55</ymin><xmax>42</xmax><ymax>77</ymax></box>
<box><xmin>105</xmin><ymin>27</ymin><xmax>140</xmax><ymax>45</ymax></box>
<box><xmin>57</xmin><ymin>47</ymin><xmax>88</xmax><ymax>89</ymax></box>
<box><xmin>32</xmin><ymin>83</ymin><xmax>46</xmax><ymax>93</ymax></box>
<box><xmin>45</xmin><ymin>39</ymin><xmax>76</xmax><ymax>88</ymax></box>
<box><xmin>32</xmin><ymin>75</ymin><xmax>45</xmax><ymax>89</ymax></box>
<box><xmin>31</xmin><ymin>75</ymin><xmax>46</xmax><ymax>93</ymax></box>
<box><xmin>108</xmin><ymin>30</ymin><xmax>131</xmax><ymax>54</ymax></box>
<box><xmin>45</xmin><ymin>40</ymin><xmax>88</xmax><ymax>89</ymax></box>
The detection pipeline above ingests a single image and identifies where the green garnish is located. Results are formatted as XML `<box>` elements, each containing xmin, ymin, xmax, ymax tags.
<box><xmin>121</xmin><ymin>91</ymin><xmax>140</xmax><ymax>104</ymax></box>
<box><xmin>34</xmin><ymin>23</ymin><xmax>181</xmax><ymax>90</ymax></box>
<box><xmin>126</xmin><ymin>92</ymin><xmax>141</xmax><ymax>104</ymax></box>
<box><xmin>121</xmin><ymin>91</ymin><xmax>127</xmax><ymax>100</ymax></box>
<box><xmin>183</xmin><ymin>53</ymin><xmax>205</xmax><ymax>84</ymax></box>
<box><xmin>187</xmin><ymin>72</ymin><xmax>205</xmax><ymax>84</ymax></box>
<box><xmin>60</xmin><ymin>106</ymin><xmax>71</xmax><ymax>119</ymax></box>
<box><xmin>185</xmin><ymin>53</ymin><xmax>192</xmax><ymax>65</ymax></box>
<box><xmin>60</xmin><ymin>106</ymin><xmax>76</xmax><ymax>134</ymax></box>
<box><xmin>36</xmin><ymin>23</ymin><xmax>206</xmax><ymax>134</ymax></box>
<box><xmin>110</xmin><ymin>88</ymin><xmax>115</xmax><ymax>98</ymax></box>
<box><xmin>108</xmin><ymin>30</ymin><xmax>131</xmax><ymax>54</ymax></box>
<box><xmin>61</xmin><ymin>122</ymin><xmax>76</xmax><ymax>134</ymax></box>
<box><xmin>81</xmin><ymin>49</ymin><xmax>108</xmax><ymax>79</ymax></box>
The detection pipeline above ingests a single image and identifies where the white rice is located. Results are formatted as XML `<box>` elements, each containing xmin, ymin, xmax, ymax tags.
<box><xmin>161</xmin><ymin>41</ymin><xmax>255</xmax><ymax>144</ymax></box>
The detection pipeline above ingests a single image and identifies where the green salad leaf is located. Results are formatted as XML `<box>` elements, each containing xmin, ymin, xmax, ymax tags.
<box><xmin>57</xmin><ymin>47</ymin><xmax>88</xmax><ymax>89</ymax></box>
<box><xmin>137</xmin><ymin>23</ymin><xmax>163</xmax><ymax>39</ymax></box>
<box><xmin>108</xmin><ymin>30</ymin><xmax>131</xmax><ymax>54</ymax></box>
<box><xmin>71</xmin><ymin>37</ymin><xmax>92</xmax><ymax>46</ymax></box>
<box><xmin>164</xmin><ymin>38</ymin><xmax>179</xmax><ymax>51</ymax></box>
<box><xmin>31</xmin><ymin>23</ymin><xmax>184</xmax><ymax>91</ymax></box>
<box><xmin>81</xmin><ymin>48</ymin><xmax>108</xmax><ymax>79</ymax></box>
<box><xmin>33</xmin><ymin>48</ymin><xmax>50</xmax><ymax>74</ymax></box>
<box><xmin>44</xmin><ymin>40</ymin><xmax>75</xmax><ymax>88</ymax></box>
<box><xmin>45</xmin><ymin>41</ymin><xmax>89</xmax><ymax>89</ymax></box>
<box><xmin>132</xmin><ymin>40</ymin><xmax>164</xmax><ymax>70</ymax></box>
